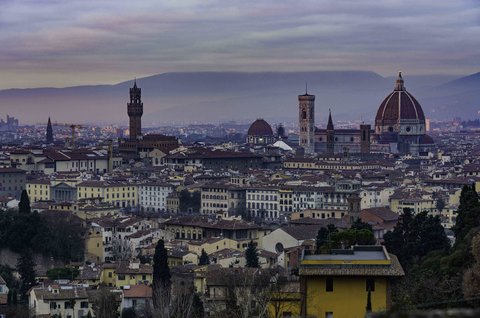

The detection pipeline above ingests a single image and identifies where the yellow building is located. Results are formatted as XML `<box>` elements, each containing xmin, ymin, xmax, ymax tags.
<box><xmin>299</xmin><ymin>245</ymin><xmax>404</xmax><ymax>318</ymax></box>
<box><xmin>77</xmin><ymin>180</ymin><xmax>138</xmax><ymax>208</ymax></box>
<box><xmin>26</xmin><ymin>180</ymin><xmax>51</xmax><ymax>202</ymax></box>
<box><xmin>188</xmin><ymin>237</ymin><xmax>241</xmax><ymax>255</ymax></box>
<box><xmin>86</xmin><ymin>223</ymin><xmax>104</xmax><ymax>263</ymax></box>
<box><xmin>100</xmin><ymin>262</ymin><xmax>153</xmax><ymax>288</ymax></box>
<box><xmin>115</xmin><ymin>262</ymin><xmax>153</xmax><ymax>288</ymax></box>
<box><xmin>290</xmin><ymin>209</ymin><xmax>347</xmax><ymax>220</ymax></box>
<box><xmin>101</xmin><ymin>264</ymin><xmax>117</xmax><ymax>287</ymax></box>
<box><xmin>390</xmin><ymin>196</ymin><xmax>436</xmax><ymax>214</ymax></box>
<box><xmin>267</xmin><ymin>282</ymin><xmax>302</xmax><ymax>318</ymax></box>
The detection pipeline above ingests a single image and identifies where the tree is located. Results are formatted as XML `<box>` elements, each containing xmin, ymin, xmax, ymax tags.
<box><xmin>245</xmin><ymin>241</ymin><xmax>259</xmax><ymax>268</ymax></box>
<box><xmin>329</xmin><ymin>229</ymin><xmax>376</xmax><ymax>249</ymax></box>
<box><xmin>18</xmin><ymin>190</ymin><xmax>31</xmax><ymax>214</ymax></box>
<box><xmin>12</xmin><ymin>289</ymin><xmax>17</xmax><ymax>305</ymax></box>
<box><xmin>121</xmin><ymin>307</ymin><xmax>137</xmax><ymax>318</ymax></box>
<box><xmin>17</xmin><ymin>250</ymin><xmax>36</xmax><ymax>299</ymax></box>
<box><xmin>46</xmin><ymin>267</ymin><xmax>79</xmax><ymax>280</ymax></box>
<box><xmin>92</xmin><ymin>289</ymin><xmax>119</xmax><ymax>318</ymax></box>
<box><xmin>199</xmin><ymin>249</ymin><xmax>210</xmax><ymax>266</ymax></box>
<box><xmin>0</xmin><ymin>210</ymin><xmax>84</xmax><ymax>262</ymax></box>
<box><xmin>179</xmin><ymin>189</ymin><xmax>201</xmax><ymax>213</ymax></box>
<box><xmin>213</xmin><ymin>268</ymin><xmax>277</xmax><ymax>318</ymax></box>
<box><xmin>384</xmin><ymin>209</ymin><xmax>449</xmax><ymax>269</ymax></box>
<box><xmin>316</xmin><ymin>224</ymin><xmax>339</xmax><ymax>252</ymax></box>
<box><xmin>351</xmin><ymin>219</ymin><xmax>373</xmax><ymax>232</ymax></box>
<box><xmin>7</xmin><ymin>289</ymin><xmax>13</xmax><ymax>305</ymax></box>
<box><xmin>191</xmin><ymin>293</ymin><xmax>205</xmax><ymax>318</ymax></box>
<box><xmin>356</xmin><ymin>229</ymin><xmax>376</xmax><ymax>245</ymax></box>
<box><xmin>462</xmin><ymin>233</ymin><xmax>480</xmax><ymax>299</ymax></box>
<box><xmin>453</xmin><ymin>184</ymin><xmax>480</xmax><ymax>242</ymax></box>
<box><xmin>111</xmin><ymin>236</ymin><xmax>133</xmax><ymax>261</ymax></box>
<box><xmin>152</xmin><ymin>239</ymin><xmax>171</xmax><ymax>312</ymax></box>
<box><xmin>366</xmin><ymin>288</ymin><xmax>372</xmax><ymax>313</ymax></box>
<box><xmin>435</xmin><ymin>198</ymin><xmax>445</xmax><ymax>212</ymax></box>
<box><xmin>316</xmin><ymin>227</ymin><xmax>329</xmax><ymax>252</ymax></box>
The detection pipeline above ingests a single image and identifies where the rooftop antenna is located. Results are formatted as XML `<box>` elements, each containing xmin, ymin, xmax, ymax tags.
<box><xmin>305</xmin><ymin>82</ymin><xmax>308</xmax><ymax>94</ymax></box>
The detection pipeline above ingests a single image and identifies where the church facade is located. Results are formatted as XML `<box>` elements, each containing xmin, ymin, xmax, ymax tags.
<box><xmin>299</xmin><ymin>73</ymin><xmax>435</xmax><ymax>156</ymax></box>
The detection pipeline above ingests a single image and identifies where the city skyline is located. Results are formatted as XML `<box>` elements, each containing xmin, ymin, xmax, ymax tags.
<box><xmin>0</xmin><ymin>0</ymin><xmax>478</xmax><ymax>89</ymax></box>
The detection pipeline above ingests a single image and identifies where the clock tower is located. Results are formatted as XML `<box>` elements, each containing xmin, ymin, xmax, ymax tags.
<box><xmin>127</xmin><ymin>80</ymin><xmax>143</xmax><ymax>140</ymax></box>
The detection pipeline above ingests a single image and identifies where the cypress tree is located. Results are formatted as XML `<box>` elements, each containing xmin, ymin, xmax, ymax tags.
<box><xmin>453</xmin><ymin>184</ymin><xmax>480</xmax><ymax>242</ymax></box>
<box><xmin>152</xmin><ymin>239</ymin><xmax>171</xmax><ymax>309</ymax></box>
<box><xmin>199</xmin><ymin>249</ymin><xmax>210</xmax><ymax>265</ymax></box>
<box><xmin>245</xmin><ymin>240</ymin><xmax>259</xmax><ymax>268</ymax></box>
<box><xmin>366</xmin><ymin>289</ymin><xmax>372</xmax><ymax>313</ymax></box>
<box><xmin>191</xmin><ymin>293</ymin><xmax>205</xmax><ymax>318</ymax></box>
<box><xmin>18</xmin><ymin>190</ymin><xmax>31</xmax><ymax>214</ymax></box>
<box><xmin>17</xmin><ymin>250</ymin><xmax>36</xmax><ymax>299</ymax></box>
<box><xmin>316</xmin><ymin>227</ymin><xmax>329</xmax><ymax>251</ymax></box>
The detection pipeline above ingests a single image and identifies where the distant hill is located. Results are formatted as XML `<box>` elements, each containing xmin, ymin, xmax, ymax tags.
<box><xmin>0</xmin><ymin>70</ymin><xmax>477</xmax><ymax>126</ymax></box>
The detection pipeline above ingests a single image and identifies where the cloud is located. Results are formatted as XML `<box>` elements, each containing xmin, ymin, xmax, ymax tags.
<box><xmin>0</xmin><ymin>0</ymin><xmax>478</xmax><ymax>88</ymax></box>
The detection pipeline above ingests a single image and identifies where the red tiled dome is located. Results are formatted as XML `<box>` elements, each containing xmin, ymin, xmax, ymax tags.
<box><xmin>375</xmin><ymin>73</ymin><xmax>425</xmax><ymax>126</ymax></box>
<box><xmin>247</xmin><ymin>119</ymin><xmax>273</xmax><ymax>136</ymax></box>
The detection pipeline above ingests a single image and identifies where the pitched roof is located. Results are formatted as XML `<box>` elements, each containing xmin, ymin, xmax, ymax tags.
<box><xmin>33</xmin><ymin>286</ymin><xmax>89</xmax><ymax>300</ymax></box>
<box><xmin>281</xmin><ymin>225</ymin><xmax>321</xmax><ymax>240</ymax></box>
<box><xmin>123</xmin><ymin>284</ymin><xmax>152</xmax><ymax>299</ymax></box>
<box><xmin>361</xmin><ymin>207</ymin><xmax>399</xmax><ymax>222</ymax></box>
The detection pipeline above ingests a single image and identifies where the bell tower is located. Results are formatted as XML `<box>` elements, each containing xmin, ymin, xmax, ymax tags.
<box><xmin>46</xmin><ymin>117</ymin><xmax>53</xmax><ymax>144</ymax></box>
<box><xmin>326</xmin><ymin>110</ymin><xmax>334</xmax><ymax>155</ymax></box>
<box><xmin>360</xmin><ymin>124</ymin><xmax>371</xmax><ymax>154</ymax></box>
<box><xmin>127</xmin><ymin>80</ymin><xmax>143</xmax><ymax>140</ymax></box>
<box><xmin>298</xmin><ymin>88</ymin><xmax>315</xmax><ymax>154</ymax></box>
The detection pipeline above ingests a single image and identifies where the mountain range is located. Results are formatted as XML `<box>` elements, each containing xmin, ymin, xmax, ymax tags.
<box><xmin>0</xmin><ymin>71</ymin><xmax>479</xmax><ymax>126</ymax></box>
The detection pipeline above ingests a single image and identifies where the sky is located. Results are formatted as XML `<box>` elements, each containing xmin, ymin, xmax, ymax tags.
<box><xmin>0</xmin><ymin>0</ymin><xmax>479</xmax><ymax>89</ymax></box>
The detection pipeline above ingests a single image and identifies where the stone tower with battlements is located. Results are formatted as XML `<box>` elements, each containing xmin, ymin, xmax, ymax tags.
<box><xmin>127</xmin><ymin>80</ymin><xmax>143</xmax><ymax>140</ymax></box>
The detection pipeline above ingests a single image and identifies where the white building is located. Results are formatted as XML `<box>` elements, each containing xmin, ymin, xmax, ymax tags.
<box><xmin>29</xmin><ymin>285</ymin><xmax>91</xmax><ymax>318</ymax></box>
<box><xmin>138</xmin><ymin>182</ymin><xmax>173</xmax><ymax>212</ymax></box>
<box><xmin>246</xmin><ymin>187</ymin><xmax>279</xmax><ymax>220</ymax></box>
<box><xmin>360</xmin><ymin>186</ymin><xmax>395</xmax><ymax>209</ymax></box>
<box><xmin>121</xmin><ymin>284</ymin><xmax>152</xmax><ymax>313</ymax></box>
<box><xmin>200</xmin><ymin>183</ymin><xmax>246</xmax><ymax>215</ymax></box>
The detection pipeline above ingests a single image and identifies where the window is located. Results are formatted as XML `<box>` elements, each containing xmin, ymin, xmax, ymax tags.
<box><xmin>326</xmin><ymin>277</ymin><xmax>333</xmax><ymax>292</ymax></box>
<box><xmin>50</xmin><ymin>302</ymin><xmax>57</xmax><ymax>309</ymax></box>
<box><xmin>366</xmin><ymin>278</ymin><xmax>375</xmax><ymax>292</ymax></box>
<box><xmin>80</xmin><ymin>301</ymin><xmax>89</xmax><ymax>308</ymax></box>
<box><xmin>325</xmin><ymin>312</ymin><xmax>334</xmax><ymax>318</ymax></box>
<box><xmin>118</xmin><ymin>274</ymin><xmax>125</xmax><ymax>280</ymax></box>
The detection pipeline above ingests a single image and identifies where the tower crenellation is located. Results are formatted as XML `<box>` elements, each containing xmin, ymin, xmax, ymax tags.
<box><xmin>127</xmin><ymin>80</ymin><xmax>143</xmax><ymax>140</ymax></box>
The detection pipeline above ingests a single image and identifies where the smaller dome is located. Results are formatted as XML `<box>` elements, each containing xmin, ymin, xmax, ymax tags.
<box><xmin>248</xmin><ymin>119</ymin><xmax>273</xmax><ymax>136</ymax></box>
<box><xmin>419</xmin><ymin>135</ymin><xmax>434</xmax><ymax>144</ymax></box>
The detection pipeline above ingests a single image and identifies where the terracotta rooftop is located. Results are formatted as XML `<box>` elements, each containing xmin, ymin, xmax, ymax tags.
<box><xmin>123</xmin><ymin>284</ymin><xmax>152</xmax><ymax>299</ymax></box>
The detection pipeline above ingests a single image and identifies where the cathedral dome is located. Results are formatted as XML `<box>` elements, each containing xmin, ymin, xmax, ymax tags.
<box><xmin>247</xmin><ymin>119</ymin><xmax>273</xmax><ymax>136</ymax></box>
<box><xmin>375</xmin><ymin>72</ymin><xmax>425</xmax><ymax>127</ymax></box>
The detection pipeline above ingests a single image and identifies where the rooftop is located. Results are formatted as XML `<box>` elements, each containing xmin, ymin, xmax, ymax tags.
<box><xmin>300</xmin><ymin>245</ymin><xmax>404</xmax><ymax>277</ymax></box>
